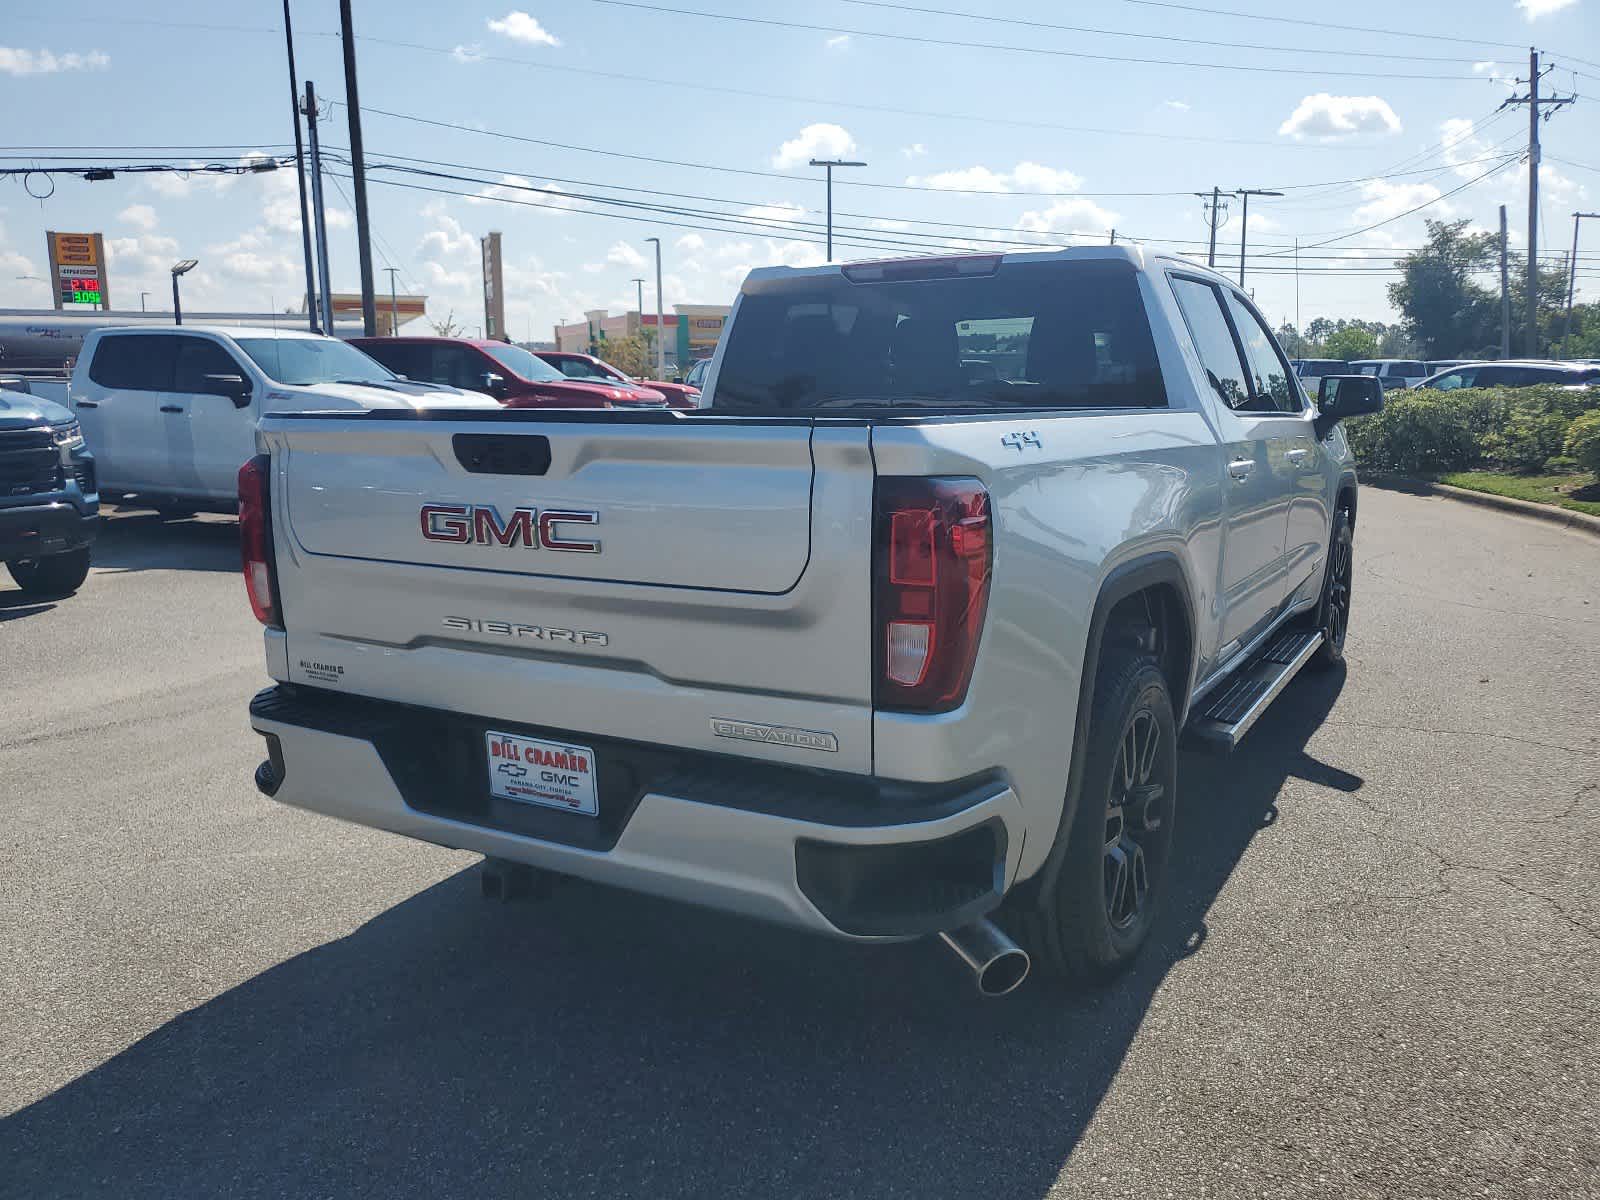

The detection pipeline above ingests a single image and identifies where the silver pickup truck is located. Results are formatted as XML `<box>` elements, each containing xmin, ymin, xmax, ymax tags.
<box><xmin>245</xmin><ymin>247</ymin><xmax>1382</xmax><ymax>995</ymax></box>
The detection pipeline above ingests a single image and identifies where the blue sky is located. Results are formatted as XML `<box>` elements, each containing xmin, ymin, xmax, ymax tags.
<box><xmin>1</xmin><ymin>0</ymin><xmax>1596</xmax><ymax>340</ymax></box>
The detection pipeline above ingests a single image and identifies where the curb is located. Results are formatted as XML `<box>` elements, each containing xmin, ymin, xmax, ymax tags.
<box><xmin>1365</xmin><ymin>475</ymin><xmax>1600</xmax><ymax>540</ymax></box>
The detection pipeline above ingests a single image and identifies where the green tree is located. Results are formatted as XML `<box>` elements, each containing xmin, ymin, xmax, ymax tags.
<box><xmin>1323</xmin><ymin>325</ymin><xmax>1380</xmax><ymax>360</ymax></box>
<box><xmin>1387</xmin><ymin>219</ymin><xmax>1498</xmax><ymax>359</ymax></box>
<box><xmin>428</xmin><ymin>309</ymin><xmax>465</xmax><ymax>337</ymax></box>
<box><xmin>604</xmin><ymin>327</ymin><xmax>656</xmax><ymax>378</ymax></box>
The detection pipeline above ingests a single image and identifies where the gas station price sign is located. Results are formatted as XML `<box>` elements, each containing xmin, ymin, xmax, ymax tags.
<box><xmin>61</xmin><ymin>272</ymin><xmax>103</xmax><ymax>307</ymax></box>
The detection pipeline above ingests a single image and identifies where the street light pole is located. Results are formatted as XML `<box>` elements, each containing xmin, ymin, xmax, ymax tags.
<box><xmin>140</xmin><ymin>291</ymin><xmax>150</xmax><ymax>313</ymax></box>
<box><xmin>1234</xmin><ymin>189</ymin><xmax>1283</xmax><ymax>288</ymax></box>
<box><xmin>1562</xmin><ymin>212</ymin><xmax>1600</xmax><ymax>358</ymax></box>
<box><xmin>383</xmin><ymin>265</ymin><xmax>400</xmax><ymax>335</ymax></box>
<box><xmin>170</xmin><ymin>259</ymin><xmax>198</xmax><ymax>325</ymax></box>
<box><xmin>809</xmin><ymin>158</ymin><xmax>867</xmax><ymax>261</ymax></box>
<box><xmin>645</xmin><ymin>238</ymin><xmax>664</xmax><ymax>379</ymax></box>
<box><xmin>631</xmin><ymin>277</ymin><xmax>646</xmax><ymax>324</ymax></box>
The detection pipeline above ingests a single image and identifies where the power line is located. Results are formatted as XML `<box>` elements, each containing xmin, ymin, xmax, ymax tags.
<box><xmin>360</xmin><ymin>105</ymin><xmax>1524</xmax><ymax>200</ymax></box>
<box><xmin>837</xmin><ymin>0</ymin><xmax>1487</xmax><ymax>63</ymax></box>
<box><xmin>583</xmin><ymin>0</ymin><xmax>1486</xmax><ymax>80</ymax></box>
<box><xmin>1264</xmin><ymin>157</ymin><xmax>1521</xmax><ymax>253</ymax></box>
<box><xmin>1094</xmin><ymin>0</ymin><xmax>1529</xmax><ymax>51</ymax></box>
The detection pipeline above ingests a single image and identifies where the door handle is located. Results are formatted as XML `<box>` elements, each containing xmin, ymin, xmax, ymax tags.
<box><xmin>159</xmin><ymin>405</ymin><xmax>183</xmax><ymax>414</ymax></box>
<box><xmin>1228</xmin><ymin>458</ymin><xmax>1255</xmax><ymax>481</ymax></box>
<box><xmin>75</xmin><ymin>400</ymin><xmax>98</xmax><ymax>408</ymax></box>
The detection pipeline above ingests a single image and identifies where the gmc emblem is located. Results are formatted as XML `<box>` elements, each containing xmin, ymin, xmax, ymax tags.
<box><xmin>420</xmin><ymin>504</ymin><xmax>600</xmax><ymax>553</ymax></box>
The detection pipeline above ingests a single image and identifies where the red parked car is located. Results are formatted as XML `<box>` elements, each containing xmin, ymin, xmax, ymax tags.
<box><xmin>535</xmin><ymin>350</ymin><xmax>701</xmax><ymax>409</ymax></box>
<box><xmin>351</xmin><ymin>338</ymin><xmax>667</xmax><ymax>409</ymax></box>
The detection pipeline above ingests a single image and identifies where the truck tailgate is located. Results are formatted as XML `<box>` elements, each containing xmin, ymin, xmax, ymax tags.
<box><xmin>261</xmin><ymin>413</ymin><xmax>876</xmax><ymax>771</ymax></box>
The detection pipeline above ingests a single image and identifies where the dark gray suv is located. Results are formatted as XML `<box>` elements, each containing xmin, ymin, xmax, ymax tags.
<box><xmin>0</xmin><ymin>386</ymin><xmax>98</xmax><ymax>595</ymax></box>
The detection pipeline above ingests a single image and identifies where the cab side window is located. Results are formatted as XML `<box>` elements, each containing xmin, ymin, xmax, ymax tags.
<box><xmin>172</xmin><ymin>338</ymin><xmax>246</xmax><ymax>395</ymax></box>
<box><xmin>1223</xmin><ymin>292</ymin><xmax>1301</xmax><ymax>413</ymax></box>
<box><xmin>1170</xmin><ymin>277</ymin><xmax>1252</xmax><ymax>411</ymax></box>
<box><xmin>88</xmin><ymin>335</ymin><xmax>178</xmax><ymax>391</ymax></box>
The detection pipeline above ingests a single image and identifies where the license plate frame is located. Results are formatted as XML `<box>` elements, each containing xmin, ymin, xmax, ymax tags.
<box><xmin>484</xmin><ymin>730</ymin><xmax>600</xmax><ymax>817</ymax></box>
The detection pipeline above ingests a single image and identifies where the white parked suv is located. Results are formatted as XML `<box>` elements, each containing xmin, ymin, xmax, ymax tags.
<box><xmin>69</xmin><ymin>326</ymin><xmax>494</xmax><ymax>510</ymax></box>
<box><xmin>245</xmin><ymin>247</ymin><xmax>1385</xmax><ymax>995</ymax></box>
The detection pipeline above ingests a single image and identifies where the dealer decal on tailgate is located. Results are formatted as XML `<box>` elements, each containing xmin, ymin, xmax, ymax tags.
<box><xmin>485</xmin><ymin>731</ymin><xmax>600</xmax><ymax>816</ymax></box>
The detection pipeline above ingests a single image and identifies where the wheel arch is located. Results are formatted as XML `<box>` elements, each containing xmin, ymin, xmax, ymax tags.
<box><xmin>1337</xmin><ymin>472</ymin><xmax>1359</xmax><ymax>526</ymax></box>
<box><xmin>1022</xmin><ymin>551</ymin><xmax>1197</xmax><ymax>896</ymax></box>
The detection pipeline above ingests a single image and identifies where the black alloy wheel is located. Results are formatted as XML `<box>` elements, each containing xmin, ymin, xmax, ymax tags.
<box><xmin>1103</xmin><ymin>707</ymin><xmax>1171</xmax><ymax>930</ymax></box>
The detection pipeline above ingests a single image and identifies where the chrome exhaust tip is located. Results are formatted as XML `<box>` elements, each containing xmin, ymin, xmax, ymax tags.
<box><xmin>938</xmin><ymin>918</ymin><xmax>1031</xmax><ymax>997</ymax></box>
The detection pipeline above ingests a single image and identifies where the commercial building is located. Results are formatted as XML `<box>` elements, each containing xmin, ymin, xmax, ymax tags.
<box><xmin>554</xmin><ymin>304</ymin><xmax>730</xmax><ymax>372</ymax></box>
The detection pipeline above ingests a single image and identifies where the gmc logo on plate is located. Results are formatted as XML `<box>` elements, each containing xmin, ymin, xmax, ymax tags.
<box><xmin>420</xmin><ymin>504</ymin><xmax>600</xmax><ymax>553</ymax></box>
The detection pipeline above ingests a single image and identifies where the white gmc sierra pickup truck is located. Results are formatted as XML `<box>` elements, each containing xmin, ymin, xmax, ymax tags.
<box><xmin>245</xmin><ymin>247</ymin><xmax>1382</xmax><ymax>995</ymax></box>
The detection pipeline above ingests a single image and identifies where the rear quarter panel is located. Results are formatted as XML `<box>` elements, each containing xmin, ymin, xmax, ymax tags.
<box><xmin>870</xmin><ymin>406</ymin><xmax>1224</xmax><ymax>881</ymax></box>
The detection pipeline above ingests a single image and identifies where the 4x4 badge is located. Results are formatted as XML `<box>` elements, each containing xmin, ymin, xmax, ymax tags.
<box><xmin>1001</xmin><ymin>431</ymin><xmax>1041</xmax><ymax>451</ymax></box>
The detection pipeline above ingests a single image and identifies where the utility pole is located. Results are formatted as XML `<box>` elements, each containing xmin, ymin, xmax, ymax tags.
<box><xmin>1293</xmin><ymin>238</ymin><xmax>1301</xmax><ymax>337</ymax></box>
<box><xmin>339</xmin><ymin>0</ymin><xmax>378</xmax><ymax>337</ymax></box>
<box><xmin>384</xmin><ymin>265</ymin><xmax>400</xmax><ymax>335</ymax></box>
<box><xmin>1196</xmin><ymin>187</ymin><xmax>1229</xmax><ymax>268</ymax></box>
<box><xmin>631</xmin><ymin>277</ymin><xmax>646</xmax><ymax>322</ymax></box>
<box><xmin>283</xmin><ymin>0</ymin><xmax>318</xmax><ymax>333</ymax></box>
<box><xmin>645</xmin><ymin>238</ymin><xmax>665</xmax><ymax>379</ymax></box>
<box><xmin>303</xmin><ymin>81</ymin><xmax>335</xmax><ymax>337</ymax></box>
<box><xmin>1234</xmin><ymin>189</ymin><xmax>1283</xmax><ymax>288</ymax></box>
<box><xmin>809</xmin><ymin>158</ymin><xmax>867</xmax><ymax>261</ymax></box>
<box><xmin>1109</xmin><ymin>228</ymin><xmax>1116</xmax><ymax>244</ymax></box>
<box><xmin>1499</xmin><ymin>204</ymin><xmax>1511</xmax><ymax>359</ymax></box>
<box><xmin>1501</xmin><ymin>48</ymin><xmax>1575</xmax><ymax>357</ymax></box>
<box><xmin>1563</xmin><ymin>212</ymin><xmax>1600</xmax><ymax>357</ymax></box>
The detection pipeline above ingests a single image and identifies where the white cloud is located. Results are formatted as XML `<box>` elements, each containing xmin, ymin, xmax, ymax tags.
<box><xmin>1164</xmin><ymin>99</ymin><xmax>1191</xmax><ymax>111</ymax></box>
<box><xmin>715</xmin><ymin>241</ymin><xmax>755</xmax><ymax>260</ymax></box>
<box><xmin>742</xmin><ymin>201</ymin><xmax>806</xmax><ymax>225</ymax></box>
<box><xmin>901</xmin><ymin>143</ymin><xmax>927</xmax><ymax>159</ymax></box>
<box><xmin>772</xmin><ymin>123</ymin><xmax>857</xmax><ymax>170</ymax></box>
<box><xmin>1351</xmin><ymin>180</ymin><xmax>1446</xmax><ymax>225</ymax></box>
<box><xmin>452</xmin><ymin>44</ymin><xmax>485</xmax><ymax>63</ymax></box>
<box><xmin>1516</xmin><ymin>0</ymin><xmax>1577</xmax><ymax>18</ymax></box>
<box><xmin>606</xmin><ymin>241</ymin><xmax>646</xmax><ymax>269</ymax></box>
<box><xmin>118</xmin><ymin>204</ymin><xmax>158</xmax><ymax>231</ymax></box>
<box><xmin>0</xmin><ymin>47</ymin><xmax>109</xmax><ymax>76</ymax></box>
<box><xmin>1278</xmin><ymin>94</ymin><xmax>1401</xmax><ymax>140</ymax></box>
<box><xmin>1472</xmin><ymin>60</ymin><xmax>1516</xmax><ymax>88</ymax></box>
<box><xmin>826</xmin><ymin>34</ymin><xmax>851</xmax><ymax>50</ymax></box>
<box><xmin>675</xmin><ymin>233</ymin><xmax>706</xmax><ymax>252</ymax></box>
<box><xmin>487</xmin><ymin>12</ymin><xmax>561</xmax><ymax>46</ymax></box>
<box><xmin>907</xmin><ymin>161</ymin><xmax>1081</xmax><ymax>193</ymax></box>
<box><xmin>1016</xmin><ymin>197</ymin><xmax>1119</xmax><ymax>237</ymax></box>
<box><xmin>418</xmin><ymin>210</ymin><xmax>478</xmax><ymax>262</ymax></box>
<box><xmin>871</xmin><ymin>218</ymin><xmax>912</xmax><ymax>231</ymax></box>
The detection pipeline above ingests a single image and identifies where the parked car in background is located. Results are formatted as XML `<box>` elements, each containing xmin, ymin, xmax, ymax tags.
<box><xmin>1293</xmin><ymin>359</ymin><xmax>1350</xmax><ymax>381</ymax></box>
<box><xmin>534</xmin><ymin>350</ymin><xmax>701</xmax><ymax>409</ymax></box>
<box><xmin>682</xmin><ymin>357</ymin><xmax>711</xmax><ymax>393</ymax></box>
<box><xmin>354</xmin><ymin>338</ymin><xmax>667</xmax><ymax>409</ymax></box>
<box><xmin>1417</xmin><ymin>360</ymin><xmax>1600</xmax><ymax>390</ymax></box>
<box><xmin>1</xmin><ymin>384</ymin><xmax>97</xmax><ymax>595</ymax></box>
<box><xmin>1348</xmin><ymin>359</ymin><xmax>1429</xmax><ymax>390</ymax></box>
<box><xmin>71</xmin><ymin>326</ymin><xmax>494</xmax><ymax>511</ymax></box>
<box><xmin>1426</xmin><ymin>360</ymin><xmax>1468</xmax><ymax>375</ymax></box>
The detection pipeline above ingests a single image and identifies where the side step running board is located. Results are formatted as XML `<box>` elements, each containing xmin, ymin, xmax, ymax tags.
<box><xmin>1185</xmin><ymin>628</ymin><xmax>1322</xmax><ymax>751</ymax></box>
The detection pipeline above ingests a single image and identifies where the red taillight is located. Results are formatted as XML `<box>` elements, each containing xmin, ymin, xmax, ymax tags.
<box><xmin>873</xmin><ymin>477</ymin><xmax>991</xmax><ymax>712</ymax></box>
<box><xmin>238</xmin><ymin>454</ymin><xmax>280</xmax><ymax>627</ymax></box>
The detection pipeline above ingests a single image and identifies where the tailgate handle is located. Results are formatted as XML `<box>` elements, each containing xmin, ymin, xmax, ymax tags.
<box><xmin>452</xmin><ymin>433</ymin><xmax>551</xmax><ymax>476</ymax></box>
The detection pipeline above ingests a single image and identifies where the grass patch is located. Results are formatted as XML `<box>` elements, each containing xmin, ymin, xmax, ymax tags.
<box><xmin>1434</xmin><ymin>471</ymin><xmax>1600</xmax><ymax>517</ymax></box>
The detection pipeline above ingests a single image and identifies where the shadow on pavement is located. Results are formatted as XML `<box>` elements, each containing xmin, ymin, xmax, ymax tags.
<box><xmin>88</xmin><ymin>509</ymin><xmax>239</xmax><ymax>576</ymax></box>
<box><xmin>0</xmin><ymin>592</ymin><xmax>56</xmax><ymax>621</ymax></box>
<box><xmin>2</xmin><ymin>668</ymin><xmax>1352</xmax><ymax>1199</ymax></box>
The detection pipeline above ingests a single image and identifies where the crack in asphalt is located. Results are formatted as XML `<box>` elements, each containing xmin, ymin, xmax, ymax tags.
<box><xmin>1321</xmin><ymin>719</ymin><xmax>1600</xmax><ymax>758</ymax></box>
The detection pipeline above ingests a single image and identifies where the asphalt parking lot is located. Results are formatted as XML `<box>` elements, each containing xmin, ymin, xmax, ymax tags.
<box><xmin>2</xmin><ymin>490</ymin><xmax>1597</xmax><ymax>1199</ymax></box>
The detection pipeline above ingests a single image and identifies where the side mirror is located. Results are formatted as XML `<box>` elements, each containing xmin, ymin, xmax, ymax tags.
<box><xmin>204</xmin><ymin>373</ymin><xmax>253</xmax><ymax>408</ymax></box>
<box><xmin>481</xmin><ymin>372</ymin><xmax>509</xmax><ymax>398</ymax></box>
<box><xmin>1314</xmin><ymin>375</ymin><xmax>1384</xmax><ymax>441</ymax></box>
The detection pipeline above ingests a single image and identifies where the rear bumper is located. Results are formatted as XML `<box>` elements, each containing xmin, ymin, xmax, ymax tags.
<box><xmin>0</xmin><ymin>497</ymin><xmax>98</xmax><ymax>561</ymax></box>
<box><xmin>249</xmin><ymin>685</ymin><xmax>1025</xmax><ymax>939</ymax></box>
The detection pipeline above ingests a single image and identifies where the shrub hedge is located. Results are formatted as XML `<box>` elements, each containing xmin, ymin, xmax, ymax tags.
<box><xmin>1343</xmin><ymin>385</ymin><xmax>1600</xmax><ymax>476</ymax></box>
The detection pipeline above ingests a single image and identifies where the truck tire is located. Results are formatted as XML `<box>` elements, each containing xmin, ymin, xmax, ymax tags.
<box><xmin>7</xmin><ymin>547</ymin><xmax>91</xmax><ymax>596</ymax></box>
<box><xmin>1021</xmin><ymin>642</ymin><xmax>1178</xmax><ymax>983</ymax></box>
<box><xmin>1308</xmin><ymin>509</ymin><xmax>1353</xmax><ymax>670</ymax></box>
